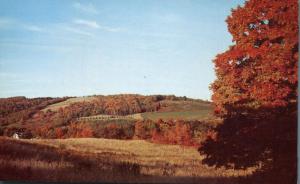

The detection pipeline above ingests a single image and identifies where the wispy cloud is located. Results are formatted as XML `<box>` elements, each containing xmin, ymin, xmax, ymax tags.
<box><xmin>73</xmin><ymin>19</ymin><xmax>100</xmax><ymax>29</ymax></box>
<box><xmin>73</xmin><ymin>19</ymin><xmax>122</xmax><ymax>32</ymax></box>
<box><xmin>0</xmin><ymin>15</ymin><xmax>122</xmax><ymax>37</ymax></box>
<box><xmin>73</xmin><ymin>2</ymin><xmax>98</xmax><ymax>14</ymax></box>
<box><xmin>0</xmin><ymin>17</ymin><xmax>44</xmax><ymax>33</ymax></box>
<box><xmin>0</xmin><ymin>17</ymin><xmax>94</xmax><ymax>38</ymax></box>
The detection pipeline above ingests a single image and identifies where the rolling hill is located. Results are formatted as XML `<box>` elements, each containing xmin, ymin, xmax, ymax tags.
<box><xmin>0</xmin><ymin>94</ymin><xmax>217</xmax><ymax>142</ymax></box>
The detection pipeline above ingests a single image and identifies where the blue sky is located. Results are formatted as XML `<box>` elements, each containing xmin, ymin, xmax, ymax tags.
<box><xmin>0</xmin><ymin>0</ymin><xmax>245</xmax><ymax>100</ymax></box>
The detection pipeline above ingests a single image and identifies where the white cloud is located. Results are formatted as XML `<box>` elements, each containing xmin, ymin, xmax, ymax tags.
<box><xmin>0</xmin><ymin>15</ymin><xmax>121</xmax><ymax>35</ymax></box>
<box><xmin>73</xmin><ymin>2</ymin><xmax>98</xmax><ymax>14</ymax></box>
<box><xmin>73</xmin><ymin>19</ymin><xmax>122</xmax><ymax>32</ymax></box>
<box><xmin>73</xmin><ymin>19</ymin><xmax>100</xmax><ymax>29</ymax></box>
<box><xmin>0</xmin><ymin>17</ymin><xmax>44</xmax><ymax>33</ymax></box>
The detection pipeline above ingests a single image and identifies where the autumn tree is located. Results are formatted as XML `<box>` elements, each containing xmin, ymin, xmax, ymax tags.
<box><xmin>55</xmin><ymin>127</ymin><xmax>65</xmax><ymax>138</ymax></box>
<box><xmin>199</xmin><ymin>0</ymin><xmax>298</xmax><ymax>183</ymax></box>
<box><xmin>104</xmin><ymin>123</ymin><xmax>121</xmax><ymax>138</ymax></box>
<box><xmin>174</xmin><ymin>122</ymin><xmax>193</xmax><ymax>146</ymax></box>
<box><xmin>150</xmin><ymin>119</ymin><xmax>195</xmax><ymax>146</ymax></box>
<box><xmin>79</xmin><ymin>126</ymin><xmax>94</xmax><ymax>137</ymax></box>
<box><xmin>211</xmin><ymin>0</ymin><xmax>297</xmax><ymax>116</ymax></box>
<box><xmin>67</xmin><ymin>122</ymin><xmax>94</xmax><ymax>138</ymax></box>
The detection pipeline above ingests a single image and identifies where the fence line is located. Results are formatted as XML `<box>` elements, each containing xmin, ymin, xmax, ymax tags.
<box><xmin>77</xmin><ymin>114</ymin><xmax>143</xmax><ymax>121</ymax></box>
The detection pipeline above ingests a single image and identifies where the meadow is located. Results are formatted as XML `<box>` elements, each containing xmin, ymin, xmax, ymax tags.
<box><xmin>139</xmin><ymin>110</ymin><xmax>213</xmax><ymax>121</ymax></box>
<box><xmin>0</xmin><ymin>137</ymin><xmax>256</xmax><ymax>183</ymax></box>
<box><xmin>41</xmin><ymin>96</ymin><xmax>97</xmax><ymax>112</ymax></box>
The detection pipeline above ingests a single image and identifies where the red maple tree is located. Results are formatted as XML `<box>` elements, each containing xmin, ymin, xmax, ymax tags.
<box><xmin>211</xmin><ymin>0</ymin><xmax>298</xmax><ymax>116</ymax></box>
<box><xmin>200</xmin><ymin>0</ymin><xmax>298</xmax><ymax>183</ymax></box>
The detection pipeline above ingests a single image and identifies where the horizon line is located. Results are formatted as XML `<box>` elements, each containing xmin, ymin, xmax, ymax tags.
<box><xmin>0</xmin><ymin>93</ymin><xmax>212</xmax><ymax>101</ymax></box>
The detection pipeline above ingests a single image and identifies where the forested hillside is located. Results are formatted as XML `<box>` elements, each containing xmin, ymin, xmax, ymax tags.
<box><xmin>0</xmin><ymin>94</ymin><xmax>216</xmax><ymax>146</ymax></box>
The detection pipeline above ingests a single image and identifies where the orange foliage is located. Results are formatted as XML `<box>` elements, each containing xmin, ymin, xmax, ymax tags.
<box><xmin>205</xmin><ymin>129</ymin><xmax>217</xmax><ymax>141</ymax></box>
<box><xmin>150</xmin><ymin>120</ymin><xmax>197</xmax><ymax>146</ymax></box>
<box><xmin>67</xmin><ymin>122</ymin><xmax>94</xmax><ymax>138</ymax></box>
<box><xmin>55</xmin><ymin>128</ymin><xmax>64</xmax><ymax>138</ymax></box>
<box><xmin>211</xmin><ymin>0</ymin><xmax>298</xmax><ymax>116</ymax></box>
<box><xmin>200</xmin><ymin>1</ymin><xmax>297</xmax><ymax>182</ymax></box>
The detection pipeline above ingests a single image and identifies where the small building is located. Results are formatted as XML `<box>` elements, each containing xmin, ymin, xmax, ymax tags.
<box><xmin>13</xmin><ymin>133</ymin><xmax>20</xmax><ymax>139</ymax></box>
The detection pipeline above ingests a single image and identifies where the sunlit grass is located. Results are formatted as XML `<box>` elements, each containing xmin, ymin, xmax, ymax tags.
<box><xmin>140</xmin><ymin>110</ymin><xmax>214</xmax><ymax>121</ymax></box>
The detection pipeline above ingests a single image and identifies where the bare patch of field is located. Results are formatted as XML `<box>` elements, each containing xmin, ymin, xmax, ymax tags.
<box><xmin>159</xmin><ymin>100</ymin><xmax>212</xmax><ymax>112</ymax></box>
<box><xmin>138</xmin><ymin>110</ymin><xmax>214</xmax><ymax>121</ymax></box>
<box><xmin>41</xmin><ymin>96</ymin><xmax>97</xmax><ymax>112</ymax></box>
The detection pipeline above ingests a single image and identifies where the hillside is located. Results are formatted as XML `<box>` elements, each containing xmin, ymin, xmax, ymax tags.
<box><xmin>0</xmin><ymin>94</ymin><xmax>216</xmax><ymax>141</ymax></box>
<box><xmin>41</xmin><ymin>96</ymin><xmax>98</xmax><ymax>112</ymax></box>
<box><xmin>40</xmin><ymin>95</ymin><xmax>212</xmax><ymax>115</ymax></box>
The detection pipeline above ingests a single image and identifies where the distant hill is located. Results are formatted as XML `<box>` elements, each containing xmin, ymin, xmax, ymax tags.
<box><xmin>0</xmin><ymin>94</ymin><xmax>215</xmax><ymax>139</ymax></box>
<box><xmin>40</xmin><ymin>94</ymin><xmax>213</xmax><ymax>121</ymax></box>
<box><xmin>40</xmin><ymin>94</ymin><xmax>211</xmax><ymax>113</ymax></box>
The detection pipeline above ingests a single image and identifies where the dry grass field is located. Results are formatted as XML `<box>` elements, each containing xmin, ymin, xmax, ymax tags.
<box><xmin>0</xmin><ymin>137</ymin><xmax>257</xmax><ymax>183</ymax></box>
<box><xmin>159</xmin><ymin>100</ymin><xmax>212</xmax><ymax>112</ymax></box>
<box><xmin>139</xmin><ymin>110</ymin><xmax>214</xmax><ymax>121</ymax></box>
<box><xmin>41</xmin><ymin>96</ymin><xmax>97</xmax><ymax>112</ymax></box>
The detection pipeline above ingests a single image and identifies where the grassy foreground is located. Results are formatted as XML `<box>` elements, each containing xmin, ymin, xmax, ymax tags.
<box><xmin>0</xmin><ymin>137</ymin><xmax>256</xmax><ymax>183</ymax></box>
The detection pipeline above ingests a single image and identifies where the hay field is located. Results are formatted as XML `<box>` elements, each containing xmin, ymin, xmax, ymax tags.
<box><xmin>27</xmin><ymin>138</ymin><xmax>255</xmax><ymax>177</ymax></box>
<box><xmin>0</xmin><ymin>137</ymin><xmax>256</xmax><ymax>183</ymax></box>
<box><xmin>41</xmin><ymin>96</ymin><xmax>97</xmax><ymax>112</ymax></box>
<box><xmin>139</xmin><ymin>110</ymin><xmax>214</xmax><ymax>121</ymax></box>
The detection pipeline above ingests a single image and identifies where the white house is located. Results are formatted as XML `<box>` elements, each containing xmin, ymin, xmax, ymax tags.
<box><xmin>12</xmin><ymin>133</ymin><xmax>20</xmax><ymax>139</ymax></box>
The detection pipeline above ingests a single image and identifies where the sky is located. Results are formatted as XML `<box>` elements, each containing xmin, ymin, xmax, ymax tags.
<box><xmin>0</xmin><ymin>0</ymin><xmax>245</xmax><ymax>100</ymax></box>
